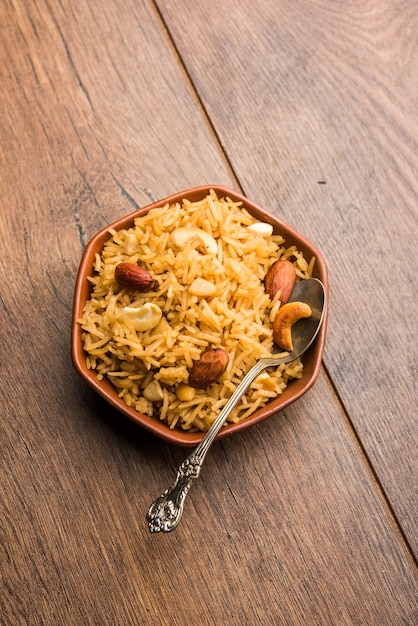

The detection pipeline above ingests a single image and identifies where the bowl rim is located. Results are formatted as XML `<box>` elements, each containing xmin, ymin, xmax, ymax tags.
<box><xmin>71</xmin><ymin>184</ymin><xmax>328</xmax><ymax>446</ymax></box>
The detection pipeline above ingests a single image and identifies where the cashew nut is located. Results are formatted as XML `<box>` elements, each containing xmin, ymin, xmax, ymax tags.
<box><xmin>169</xmin><ymin>227</ymin><xmax>218</xmax><ymax>255</ymax></box>
<box><xmin>124</xmin><ymin>232</ymin><xmax>137</xmax><ymax>255</ymax></box>
<box><xmin>247</xmin><ymin>222</ymin><xmax>273</xmax><ymax>236</ymax></box>
<box><xmin>272</xmin><ymin>301</ymin><xmax>312</xmax><ymax>351</ymax></box>
<box><xmin>143</xmin><ymin>379</ymin><xmax>164</xmax><ymax>402</ymax></box>
<box><xmin>150</xmin><ymin>315</ymin><xmax>171</xmax><ymax>336</ymax></box>
<box><xmin>117</xmin><ymin>302</ymin><xmax>162</xmax><ymax>331</ymax></box>
<box><xmin>189</xmin><ymin>277</ymin><xmax>217</xmax><ymax>297</ymax></box>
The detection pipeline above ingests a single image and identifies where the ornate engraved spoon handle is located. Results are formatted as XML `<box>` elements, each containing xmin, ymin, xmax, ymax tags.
<box><xmin>146</xmin><ymin>452</ymin><xmax>202</xmax><ymax>533</ymax></box>
<box><xmin>146</xmin><ymin>358</ymin><xmax>275</xmax><ymax>533</ymax></box>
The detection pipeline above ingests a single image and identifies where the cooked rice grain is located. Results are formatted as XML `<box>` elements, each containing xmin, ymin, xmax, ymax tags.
<box><xmin>79</xmin><ymin>190</ymin><xmax>313</xmax><ymax>431</ymax></box>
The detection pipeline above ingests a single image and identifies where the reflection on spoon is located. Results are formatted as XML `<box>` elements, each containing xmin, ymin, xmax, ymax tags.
<box><xmin>147</xmin><ymin>278</ymin><xmax>326</xmax><ymax>533</ymax></box>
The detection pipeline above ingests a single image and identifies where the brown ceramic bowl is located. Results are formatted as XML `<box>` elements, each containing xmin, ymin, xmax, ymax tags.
<box><xmin>71</xmin><ymin>185</ymin><xmax>328</xmax><ymax>446</ymax></box>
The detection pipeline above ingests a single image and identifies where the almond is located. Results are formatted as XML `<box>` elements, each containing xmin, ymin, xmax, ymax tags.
<box><xmin>264</xmin><ymin>259</ymin><xmax>296</xmax><ymax>303</ymax></box>
<box><xmin>115</xmin><ymin>263</ymin><xmax>154</xmax><ymax>291</ymax></box>
<box><xmin>189</xmin><ymin>348</ymin><xmax>229</xmax><ymax>389</ymax></box>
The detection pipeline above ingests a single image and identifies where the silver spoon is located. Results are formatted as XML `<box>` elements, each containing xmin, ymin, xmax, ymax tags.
<box><xmin>147</xmin><ymin>278</ymin><xmax>326</xmax><ymax>533</ymax></box>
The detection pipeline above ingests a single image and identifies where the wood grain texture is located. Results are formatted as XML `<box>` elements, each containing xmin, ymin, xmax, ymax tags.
<box><xmin>0</xmin><ymin>0</ymin><xmax>417</xmax><ymax>624</ymax></box>
<box><xmin>156</xmin><ymin>0</ymin><xmax>418</xmax><ymax>555</ymax></box>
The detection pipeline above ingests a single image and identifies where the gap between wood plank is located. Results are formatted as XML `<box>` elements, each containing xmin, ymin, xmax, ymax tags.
<box><xmin>321</xmin><ymin>361</ymin><xmax>418</xmax><ymax>571</ymax></box>
<box><xmin>152</xmin><ymin>0</ymin><xmax>417</xmax><ymax>573</ymax></box>
<box><xmin>150</xmin><ymin>0</ymin><xmax>242</xmax><ymax>190</ymax></box>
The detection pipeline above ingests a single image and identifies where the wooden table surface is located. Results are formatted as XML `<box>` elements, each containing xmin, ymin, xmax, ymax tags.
<box><xmin>1</xmin><ymin>0</ymin><xmax>417</xmax><ymax>624</ymax></box>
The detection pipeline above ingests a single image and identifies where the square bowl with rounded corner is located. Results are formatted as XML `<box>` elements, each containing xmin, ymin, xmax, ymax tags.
<box><xmin>71</xmin><ymin>185</ymin><xmax>328</xmax><ymax>446</ymax></box>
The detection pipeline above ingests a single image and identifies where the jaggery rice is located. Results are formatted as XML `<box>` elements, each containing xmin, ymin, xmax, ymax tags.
<box><xmin>78</xmin><ymin>190</ymin><xmax>314</xmax><ymax>432</ymax></box>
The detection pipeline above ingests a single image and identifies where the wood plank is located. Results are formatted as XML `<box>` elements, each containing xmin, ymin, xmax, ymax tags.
<box><xmin>2</xmin><ymin>378</ymin><xmax>417</xmax><ymax>624</ymax></box>
<box><xmin>156</xmin><ymin>0</ymin><xmax>418</xmax><ymax>555</ymax></box>
<box><xmin>0</xmin><ymin>0</ymin><xmax>417</xmax><ymax>624</ymax></box>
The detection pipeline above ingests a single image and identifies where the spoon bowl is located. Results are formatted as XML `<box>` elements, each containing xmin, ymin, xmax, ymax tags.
<box><xmin>272</xmin><ymin>277</ymin><xmax>326</xmax><ymax>360</ymax></box>
<box><xmin>147</xmin><ymin>278</ymin><xmax>327</xmax><ymax>533</ymax></box>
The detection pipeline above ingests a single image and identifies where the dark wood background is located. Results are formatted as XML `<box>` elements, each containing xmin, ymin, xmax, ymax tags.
<box><xmin>1</xmin><ymin>0</ymin><xmax>416</xmax><ymax>624</ymax></box>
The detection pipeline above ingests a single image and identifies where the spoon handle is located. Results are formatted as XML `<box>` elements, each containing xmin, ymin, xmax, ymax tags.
<box><xmin>146</xmin><ymin>358</ymin><xmax>274</xmax><ymax>533</ymax></box>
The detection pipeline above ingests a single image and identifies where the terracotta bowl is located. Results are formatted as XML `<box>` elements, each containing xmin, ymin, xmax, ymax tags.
<box><xmin>71</xmin><ymin>185</ymin><xmax>328</xmax><ymax>446</ymax></box>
